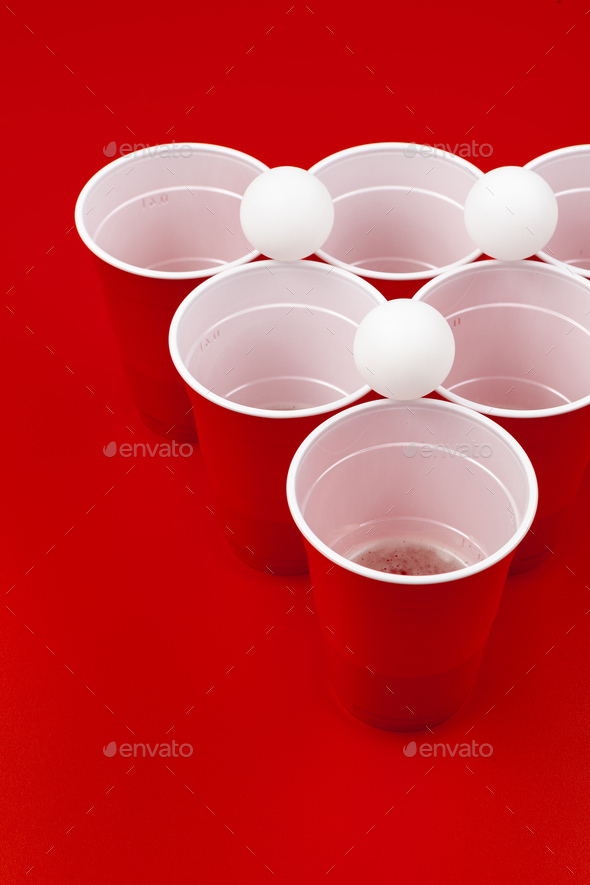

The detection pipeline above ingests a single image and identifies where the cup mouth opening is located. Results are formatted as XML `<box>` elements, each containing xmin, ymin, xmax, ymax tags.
<box><xmin>308</xmin><ymin>142</ymin><xmax>483</xmax><ymax>280</ymax></box>
<box><xmin>286</xmin><ymin>398</ymin><xmax>538</xmax><ymax>585</ymax></box>
<box><xmin>414</xmin><ymin>259</ymin><xmax>590</xmax><ymax>417</ymax></box>
<box><xmin>74</xmin><ymin>142</ymin><xmax>268</xmax><ymax>280</ymax></box>
<box><xmin>168</xmin><ymin>259</ymin><xmax>383</xmax><ymax>419</ymax></box>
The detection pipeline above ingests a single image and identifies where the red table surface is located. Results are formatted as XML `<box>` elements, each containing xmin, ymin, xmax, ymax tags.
<box><xmin>1</xmin><ymin>1</ymin><xmax>589</xmax><ymax>882</ymax></box>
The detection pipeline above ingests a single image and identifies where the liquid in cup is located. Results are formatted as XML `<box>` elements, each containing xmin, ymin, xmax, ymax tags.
<box><xmin>169</xmin><ymin>260</ymin><xmax>386</xmax><ymax>574</ymax></box>
<box><xmin>286</xmin><ymin>398</ymin><xmax>537</xmax><ymax>731</ymax></box>
<box><xmin>75</xmin><ymin>143</ymin><xmax>268</xmax><ymax>440</ymax></box>
<box><xmin>414</xmin><ymin>259</ymin><xmax>590</xmax><ymax>572</ymax></box>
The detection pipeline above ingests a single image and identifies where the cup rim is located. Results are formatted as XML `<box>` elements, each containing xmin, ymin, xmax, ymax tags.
<box><xmin>308</xmin><ymin>141</ymin><xmax>483</xmax><ymax>280</ymax></box>
<box><xmin>74</xmin><ymin>142</ymin><xmax>269</xmax><ymax>280</ymax></box>
<box><xmin>413</xmin><ymin>258</ymin><xmax>590</xmax><ymax>418</ymax></box>
<box><xmin>168</xmin><ymin>259</ymin><xmax>386</xmax><ymax>419</ymax></box>
<box><xmin>286</xmin><ymin>397</ymin><xmax>538</xmax><ymax>585</ymax></box>
<box><xmin>524</xmin><ymin>144</ymin><xmax>590</xmax><ymax>280</ymax></box>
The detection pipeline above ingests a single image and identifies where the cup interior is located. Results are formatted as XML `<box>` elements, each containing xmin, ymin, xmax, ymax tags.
<box><xmin>414</xmin><ymin>261</ymin><xmax>590</xmax><ymax>413</ymax></box>
<box><xmin>526</xmin><ymin>147</ymin><xmax>590</xmax><ymax>275</ymax></box>
<box><xmin>310</xmin><ymin>144</ymin><xmax>482</xmax><ymax>278</ymax></box>
<box><xmin>76</xmin><ymin>145</ymin><xmax>267</xmax><ymax>276</ymax></box>
<box><xmin>171</xmin><ymin>262</ymin><xmax>385</xmax><ymax>415</ymax></box>
<box><xmin>290</xmin><ymin>400</ymin><xmax>536</xmax><ymax>580</ymax></box>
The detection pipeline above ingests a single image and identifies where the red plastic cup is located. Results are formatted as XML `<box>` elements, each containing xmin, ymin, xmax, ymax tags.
<box><xmin>308</xmin><ymin>143</ymin><xmax>483</xmax><ymax>300</ymax></box>
<box><xmin>414</xmin><ymin>259</ymin><xmax>590</xmax><ymax>572</ymax></box>
<box><xmin>286</xmin><ymin>398</ymin><xmax>537</xmax><ymax>731</ymax></box>
<box><xmin>75</xmin><ymin>143</ymin><xmax>268</xmax><ymax>440</ymax></box>
<box><xmin>168</xmin><ymin>260</ymin><xmax>386</xmax><ymax>574</ymax></box>
<box><xmin>525</xmin><ymin>145</ymin><xmax>590</xmax><ymax>280</ymax></box>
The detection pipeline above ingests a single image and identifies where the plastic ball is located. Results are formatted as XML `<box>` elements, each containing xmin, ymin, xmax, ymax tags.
<box><xmin>464</xmin><ymin>166</ymin><xmax>558</xmax><ymax>261</ymax></box>
<box><xmin>239</xmin><ymin>166</ymin><xmax>334</xmax><ymax>261</ymax></box>
<box><xmin>353</xmin><ymin>300</ymin><xmax>455</xmax><ymax>401</ymax></box>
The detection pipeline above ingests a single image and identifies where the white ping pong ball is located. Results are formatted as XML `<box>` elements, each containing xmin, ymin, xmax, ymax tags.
<box><xmin>464</xmin><ymin>166</ymin><xmax>558</xmax><ymax>261</ymax></box>
<box><xmin>354</xmin><ymin>300</ymin><xmax>455</xmax><ymax>401</ymax></box>
<box><xmin>239</xmin><ymin>167</ymin><xmax>335</xmax><ymax>262</ymax></box>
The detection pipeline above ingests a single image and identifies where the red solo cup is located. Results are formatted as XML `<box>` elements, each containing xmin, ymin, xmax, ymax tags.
<box><xmin>414</xmin><ymin>259</ymin><xmax>590</xmax><ymax>572</ymax></box>
<box><xmin>286</xmin><ymin>398</ymin><xmax>537</xmax><ymax>731</ymax></box>
<box><xmin>75</xmin><ymin>144</ymin><xmax>268</xmax><ymax>440</ymax></box>
<box><xmin>308</xmin><ymin>143</ymin><xmax>483</xmax><ymax>300</ymax></box>
<box><xmin>525</xmin><ymin>145</ymin><xmax>590</xmax><ymax>280</ymax></box>
<box><xmin>169</xmin><ymin>260</ymin><xmax>386</xmax><ymax>574</ymax></box>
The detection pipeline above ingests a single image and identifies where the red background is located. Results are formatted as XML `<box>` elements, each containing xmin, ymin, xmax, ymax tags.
<box><xmin>1</xmin><ymin>1</ymin><xmax>590</xmax><ymax>882</ymax></box>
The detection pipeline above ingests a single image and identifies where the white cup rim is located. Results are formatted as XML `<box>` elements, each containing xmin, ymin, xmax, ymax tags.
<box><xmin>414</xmin><ymin>259</ymin><xmax>590</xmax><ymax>418</ymax></box>
<box><xmin>308</xmin><ymin>142</ymin><xmax>483</xmax><ymax>279</ymax></box>
<box><xmin>286</xmin><ymin>397</ymin><xmax>538</xmax><ymax>585</ymax></box>
<box><xmin>525</xmin><ymin>144</ymin><xmax>590</xmax><ymax>280</ymax></box>
<box><xmin>168</xmin><ymin>259</ymin><xmax>384</xmax><ymax>419</ymax></box>
<box><xmin>74</xmin><ymin>142</ymin><xmax>269</xmax><ymax>280</ymax></box>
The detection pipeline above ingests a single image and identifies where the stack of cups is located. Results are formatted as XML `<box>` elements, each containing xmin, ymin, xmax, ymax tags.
<box><xmin>79</xmin><ymin>140</ymin><xmax>590</xmax><ymax>732</ymax></box>
<box><xmin>75</xmin><ymin>144</ymin><xmax>268</xmax><ymax>440</ymax></box>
